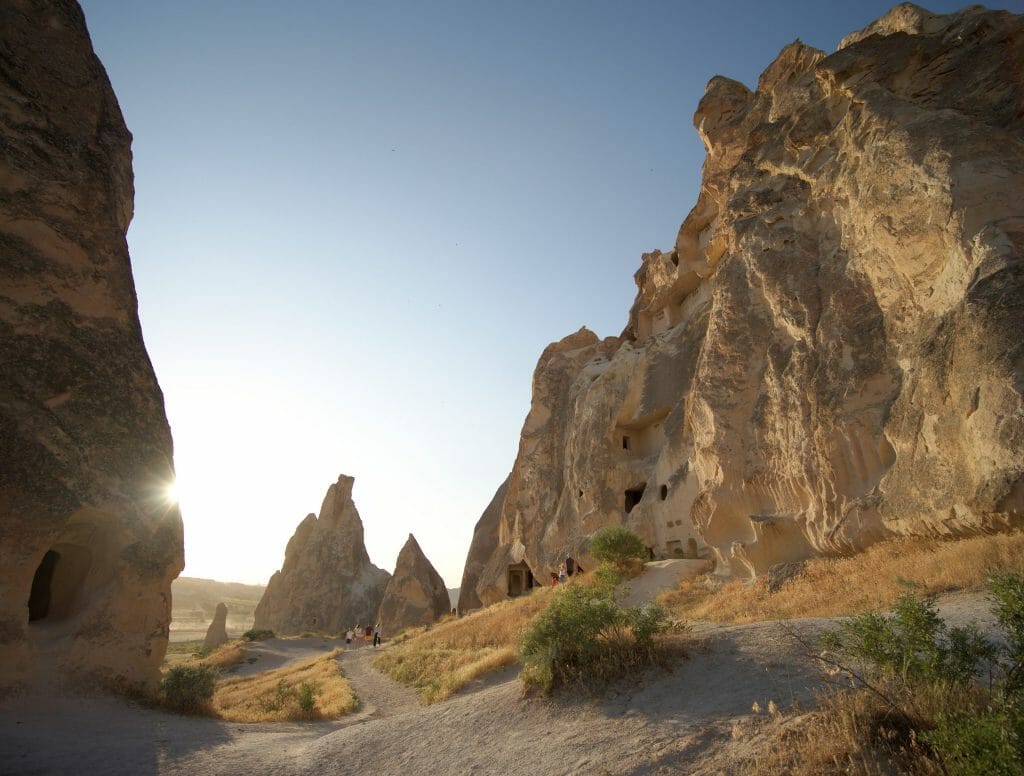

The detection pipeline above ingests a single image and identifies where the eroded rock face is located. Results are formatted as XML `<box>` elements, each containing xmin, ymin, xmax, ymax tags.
<box><xmin>0</xmin><ymin>0</ymin><xmax>184</xmax><ymax>692</ymax></box>
<box><xmin>253</xmin><ymin>475</ymin><xmax>390</xmax><ymax>635</ymax></box>
<box><xmin>377</xmin><ymin>534</ymin><xmax>450</xmax><ymax>635</ymax></box>
<box><xmin>456</xmin><ymin>476</ymin><xmax>509</xmax><ymax>613</ymax></box>
<box><xmin>470</xmin><ymin>3</ymin><xmax>1024</xmax><ymax>600</ymax></box>
<box><xmin>203</xmin><ymin>603</ymin><xmax>228</xmax><ymax>650</ymax></box>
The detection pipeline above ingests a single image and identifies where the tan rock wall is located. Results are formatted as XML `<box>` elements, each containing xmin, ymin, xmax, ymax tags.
<box><xmin>376</xmin><ymin>534</ymin><xmax>450</xmax><ymax>635</ymax></box>
<box><xmin>0</xmin><ymin>0</ymin><xmax>184</xmax><ymax>692</ymax></box>
<box><xmin>468</xmin><ymin>3</ymin><xmax>1024</xmax><ymax>601</ymax></box>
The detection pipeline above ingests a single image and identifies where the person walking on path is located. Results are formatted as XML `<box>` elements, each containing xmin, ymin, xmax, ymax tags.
<box><xmin>373</xmin><ymin>623</ymin><xmax>381</xmax><ymax>647</ymax></box>
<box><xmin>558</xmin><ymin>562</ymin><xmax>567</xmax><ymax>584</ymax></box>
<box><xmin>364</xmin><ymin>623</ymin><xmax>373</xmax><ymax>646</ymax></box>
<box><xmin>345</xmin><ymin>628</ymin><xmax>354</xmax><ymax>647</ymax></box>
<box><xmin>354</xmin><ymin>625</ymin><xmax>361</xmax><ymax>648</ymax></box>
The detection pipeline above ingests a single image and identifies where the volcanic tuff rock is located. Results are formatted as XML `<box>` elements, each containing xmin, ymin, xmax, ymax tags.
<box><xmin>469</xmin><ymin>3</ymin><xmax>1024</xmax><ymax>604</ymax></box>
<box><xmin>376</xmin><ymin>534</ymin><xmax>451</xmax><ymax>635</ymax></box>
<box><xmin>203</xmin><ymin>603</ymin><xmax>228</xmax><ymax>650</ymax></box>
<box><xmin>0</xmin><ymin>0</ymin><xmax>184</xmax><ymax>691</ymax></box>
<box><xmin>253</xmin><ymin>475</ymin><xmax>390</xmax><ymax>635</ymax></box>
<box><xmin>456</xmin><ymin>475</ymin><xmax>509</xmax><ymax>613</ymax></box>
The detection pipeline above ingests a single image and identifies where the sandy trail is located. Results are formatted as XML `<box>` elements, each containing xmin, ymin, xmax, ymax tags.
<box><xmin>0</xmin><ymin>592</ymin><xmax>995</xmax><ymax>775</ymax></box>
<box><xmin>230</xmin><ymin>637</ymin><xmax>341</xmax><ymax>677</ymax></box>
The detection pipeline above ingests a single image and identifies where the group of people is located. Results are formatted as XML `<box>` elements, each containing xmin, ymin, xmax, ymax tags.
<box><xmin>345</xmin><ymin>622</ymin><xmax>381</xmax><ymax>648</ymax></box>
<box><xmin>551</xmin><ymin>555</ymin><xmax>577</xmax><ymax>587</ymax></box>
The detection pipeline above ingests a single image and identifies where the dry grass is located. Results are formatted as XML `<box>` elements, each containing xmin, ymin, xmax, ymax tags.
<box><xmin>374</xmin><ymin>586</ymin><xmax>556</xmax><ymax>703</ymax></box>
<box><xmin>162</xmin><ymin>640</ymin><xmax>248</xmax><ymax>671</ymax></box>
<box><xmin>741</xmin><ymin>679</ymin><xmax>980</xmax><ymax>775</ymax></box>
<box><xmin>661</xmin><ymin>531</ymin><xmax>1024</xmax><ymax>624</ymax></box>
<box><xmin>212</xmin><ymin>648</ymin><xmax>356</xmax><ymax>722</ymax></box>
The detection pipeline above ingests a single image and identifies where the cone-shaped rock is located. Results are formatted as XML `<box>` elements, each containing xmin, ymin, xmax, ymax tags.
<box><xmin>203</xmin><ymin>603</ymin><xmax>229</xmax><ymax>650</ymax></box>
<box><xmin>253</xmin><ymin>475</ymin><xmax>390</xmax><ymax>635</ymax></box>
<box><xmin>0</xmin><ymin>1</ymin><xmax>184</xmax><ymax>692</ymax></box>
<box><xmin>377</xmin><ymin>534</ymin><xmax>451</xmax><ymax>635</ymax></box>
<box><xmin>457</xmin><ymin>476</ymin><xmax>509</xmax><ymax>613</ymax></box>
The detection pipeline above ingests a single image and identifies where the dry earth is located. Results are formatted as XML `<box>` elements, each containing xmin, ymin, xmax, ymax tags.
<box><xmin>0</xmin><ymin>593</ymin><xmax>995</xmax><ymax>775</ymax></box>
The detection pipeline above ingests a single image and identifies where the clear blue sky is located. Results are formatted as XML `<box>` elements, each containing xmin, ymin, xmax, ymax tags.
<box><xmin>77</xmin><ymin>0</ymin><xmax>1013</xmax><ymax>586</ymax></box>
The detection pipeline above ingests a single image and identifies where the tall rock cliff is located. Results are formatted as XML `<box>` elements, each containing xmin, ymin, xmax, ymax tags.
<box><xmin>457</xmin><ymin>475</ymin><xmax>509</xmax><ymax>612</ymax></box>
<box><xmin>0</xmin><ymin>0</ymin><xmax>184</xmax><ymax>691</ymax></box>
<box><xmin>469</xmin><ymin>3</ymin><xmax>1024</xmax><ymax>604</ymax></box>
<box><xmin>253</xmin><ymin>475</ymin><xmax>390</xmax><ymax>635</ymax></box>
<box><xmin>376</xmin><ymin>534</ymin><xmax>451</xmax><ymax>635</ymax></box>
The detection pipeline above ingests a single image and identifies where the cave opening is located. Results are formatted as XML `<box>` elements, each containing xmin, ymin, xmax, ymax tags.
<box><xmin>625</xmin><ymin>483</ymin><xmax>647</xmax><ymax>513</ymax></box>
<box><xmin>660</xmin><ymin>484</ymin><xmax>668</xmax><ymax>500</ymax></box>
<box><xmin>507</xmin><ymin>561</ymin><xmax>536</xmax><ymax>597</ymax></box>
<box><xmin>27</xmin><ymin>544</ymin><xmax>92</xmax><ymax>624</ymax></box>
<box><xmin>28</xmin><ymin>550</ymin><xmax>60</xmax><ymax>622</ymax></box>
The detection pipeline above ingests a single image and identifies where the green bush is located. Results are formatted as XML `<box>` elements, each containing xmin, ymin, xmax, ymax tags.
<box><xmin>820</xmin><ymin>573</ymin><xmax>1024</xmax><ymax>774</ymax></box>
<box><xmin>820</xmin><ymin>592</ymin><xmax>995</xmax><ymax>686</ymax></box>
<box><xmin>588</xmin><ymin>525</ymin><xmax>646</xmax><ymax>569</ymax></box>
<box><xmin>160</xmin><ymin>664</ymin><xmax>218</xmax><ymax>713</ymax></box>
<box><xmin>519</xmin><ymin>575</ymin><xmax>669</xmax><ymax>693</ymax></box>
<box><xmin>242</xmin><ymin>628</ymin><xmax>275</xmax><ymax>641</ymax></box>
<box><xmin>297</xmin><ymin>680</ymin><xmax>321</xmax><ymax>715</ymax></box>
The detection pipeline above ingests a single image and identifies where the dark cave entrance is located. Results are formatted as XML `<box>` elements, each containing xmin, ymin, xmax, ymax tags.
<box><xmin>28</xmin><ymin>550</ymin><xmax>60</xmax><ymax>621</ymax></box>
<box><xmin>507</xmin><ymin>561</ymin><xmax>536</xmax><ymax>597</ymax></box>
<box><xmin>27</xmin><ymin>544</ymin><xmax>92</xmax><ymax>624</ymax></box>
<box><xmin>624</xmin><ymin>483</ymin><xmax>647</xmax><ymax>514</ymax></box>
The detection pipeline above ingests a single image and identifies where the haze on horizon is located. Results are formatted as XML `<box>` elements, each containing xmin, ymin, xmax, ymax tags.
<box><xmin>77</xmin><ymin>0</ymin><xmax>997</xmax><ymax>587</ymax></box>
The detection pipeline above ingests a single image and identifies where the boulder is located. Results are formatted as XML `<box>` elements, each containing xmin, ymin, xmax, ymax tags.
<box><xmin>203</xmin><ymin>603</ymin><xmax>229</xmax><ymax>650</ymax></box>
<box><xmin>466</xmin><ymin>3</ymin><xmax>1024</xmax><ymax>600</ymax></box>
<box><xmin>377</xmin><ymin>534</ymin><xmax>450</xmax><ymax>636</ymax></box>
<box><xmin>253</xmin><ymin>475</ymin><xmax>390</xmax><ymax>635</ymax></box>
<box><xmin>0</xmin><ymin>0</ymin><xmax>184</xmax><ymax>693</ymax></box>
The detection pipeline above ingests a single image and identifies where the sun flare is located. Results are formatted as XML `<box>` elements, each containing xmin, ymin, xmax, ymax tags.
<box><xmin>163</xmin><ymin>480</ymin><xmax>179</xmax><ymax>505</ymax></box>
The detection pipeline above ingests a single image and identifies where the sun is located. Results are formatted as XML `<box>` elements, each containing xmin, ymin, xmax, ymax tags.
<box><xmin>163</xmin><ymin>480</ymin><xmax>179</xmax><ymax>505</ymax></box>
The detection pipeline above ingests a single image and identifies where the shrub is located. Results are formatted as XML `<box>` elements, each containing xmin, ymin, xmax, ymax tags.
<box><xmin>160</xmin><ymin>664</ymin><xmax>218</xmax><ymax>713</ymax></box>
<box><xmin>297</xmin><ymin>680</ymin><xmax>321</xmax><ymax>715</ymax></box>
<box><xmin>519</xmin><ymin>575</ymin><xmax>670</xmax><ymax>693</ymax></box>
<box><xmin>818</xmin><ymin>574</ymin><xmax>1024</xmax><ymax>774</ymax></box>
<box><xmin>588</xmin><ymin>525</ymin><xmax>646</xmax><ymax>569</ymax></box>
<box><xmin>242</xmin><ymin>629</ymin><xmax>275</xmax><ymax>641</ymax></box>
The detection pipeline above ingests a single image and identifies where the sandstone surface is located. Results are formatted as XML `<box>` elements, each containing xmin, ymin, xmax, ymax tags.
<box><xmin>203</xmin><ymin>603</ymin><xmax>228</xmax><ymax>650</ymax></box>
<box><xmin>456</xmin><ymin>476</ymin><xmax>509</xmax><ymax>613</ymax></box>
<box><xmin>377</xmin><ymin>534</ymin><xmax>451</xmax><ymax>635</ymax></box>
<box><xmin>253</xmin><ymin>475</ymin><xmax>390</xmax><ymax>635</ymax></box>
<box><xmin>468</xmin><ymin>3</ymin><xmax>1024</xmax><ymax>603</ymax></box>
<box><xmin>0</xmin><ymin>0</ymin><xmax>184</xmax><ymax>691</ymax></box>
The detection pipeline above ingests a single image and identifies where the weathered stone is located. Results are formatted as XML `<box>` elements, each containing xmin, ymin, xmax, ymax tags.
<box><xmin>377</xmin><ymin>534</ymin><xmax>450</xmax><ymax>636</ymax></box>
<box><xmin>0</xmin><ymin>0</ymin><xmax>184</xmax><ymax>692</ymax></box>
<box><xmin>467</xmin><ymin>3</ymin><xmax>1024</xmax><ymax>600</ymax></box>
<box><xmin>766</xmin><ymin>562</ymin><xmax>806</xmax><ymax>594</ymax></box>
<box><xmin>253</xmin><ymin>475</ymin><xmax>389</xmax><ymax>636</ymax></box>
<box><xmin>457</xmin><ymin>476</ymin><xmax>509</xmax><ymax>613</ymax></box>
<box><xmin>203</xmin><ymin>603</ymin><xmax>228</xmax><ymax>650</ymax></box>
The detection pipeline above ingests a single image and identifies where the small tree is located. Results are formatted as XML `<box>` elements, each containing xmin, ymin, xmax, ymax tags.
<box><xmin>589</xmin><ymin>525</ymin><xmax>646</xmax><ymax>569</ymax></box>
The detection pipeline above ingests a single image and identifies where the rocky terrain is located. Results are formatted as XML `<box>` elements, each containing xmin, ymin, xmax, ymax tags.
<box><xmin>0</xmin><ymin>0</ymin><xmax>183</xmax><ymax>693</ymax></box>
<box><xmin>253</xmin><ymin>475</ymin><xmax>390</xmax><ymax>636</ymax></box>
<box><xmin>467</xmin><ymin>2</ymin><xmax>1024</xmax><ymax>606</ymax></box>
<box><xmin>376</xmin><ymin>534</ymin><xmax>452</xmax><ymax>634</ymax></box>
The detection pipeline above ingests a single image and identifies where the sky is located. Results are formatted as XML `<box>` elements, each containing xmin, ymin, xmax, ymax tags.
<box><xmin>76</xmin><ymin>0</ymin><xmax>1015</xmax><ymax>587</ymax></box>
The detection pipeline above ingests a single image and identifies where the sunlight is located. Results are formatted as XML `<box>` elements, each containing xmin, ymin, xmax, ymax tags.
<box><xmin>163</xmin><ymin>479</ymin><xmax>179</xmax><ymax>505</ymax></box>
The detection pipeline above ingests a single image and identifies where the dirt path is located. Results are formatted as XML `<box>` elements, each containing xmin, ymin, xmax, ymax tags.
<box><xmin>338</xmin><ymin>645</ymin><xmax>420</xmax><ymax>718</ymax></box>
<box><xmin>0</xmin><ymin>592</ymin><xmax>996</xmax><ymax>775</ymax></box>
<box><xmin>231</xmin><ymin>637</ymin><xmax>341</xmax><ymax>677</ymax></box>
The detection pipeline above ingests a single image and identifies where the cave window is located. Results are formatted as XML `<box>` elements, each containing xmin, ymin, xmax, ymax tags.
<box><xmin>688</xmin><ymin>538</ymin><xmax>699</xmax><ymax>558</ymax></box>
<box><xmin>622</xmin><ymin>436</ymin><xmax>631</xmax><ymax>451</ymax></box>
<box><xmin>660</xmin><ymin>484</ymin><xmax>668</xmax><ymax>501</ymax></box>
<box><xmin>577</xmin><ymin>489</ymin><xmax>583</xmax><ymax>499</ymax></box>
<box><xmin>28</xmin><ymin>550</ymin><xmax>61</xmax><ymax>622</ymax></box>
<box><xmin>625</xmin><ymin>483</ymin><xmax>646</xmax><ymax>513</ymax></box>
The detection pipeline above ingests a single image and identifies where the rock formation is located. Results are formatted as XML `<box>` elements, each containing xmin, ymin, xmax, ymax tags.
<box><xmin>457</xmin><ymin>476</ymin><xmax>509</xmax><ymax>612</ymax></box>
<box><xmin>0</xmin><ymin>1</ymin><xmax>184</xmax><ymax>691</ymax></box>
<box><xmin>203</xmin><ymin>603</ymin><xmax>229</xmax><ymax>650</ymax></box>
<box><xmin>468</xmin><ymin>3</ymin><xmax>1024</xmax><ymax>604</ymax></box>
<box><xmin>377</xmin><ymin>534</ymin><xmax>451</xmax><ymax>635</ymax></box>
<box><xmin>253</xmin><ymin>475</ymin><xmax>390</xmax><ymax>635</ymax></box>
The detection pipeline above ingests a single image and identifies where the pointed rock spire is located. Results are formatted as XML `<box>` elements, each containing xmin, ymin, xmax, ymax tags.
<box><xmin>376</xmin><ymin>533</ymin><xmax>451</xmax><ymax>635</ymax></box>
